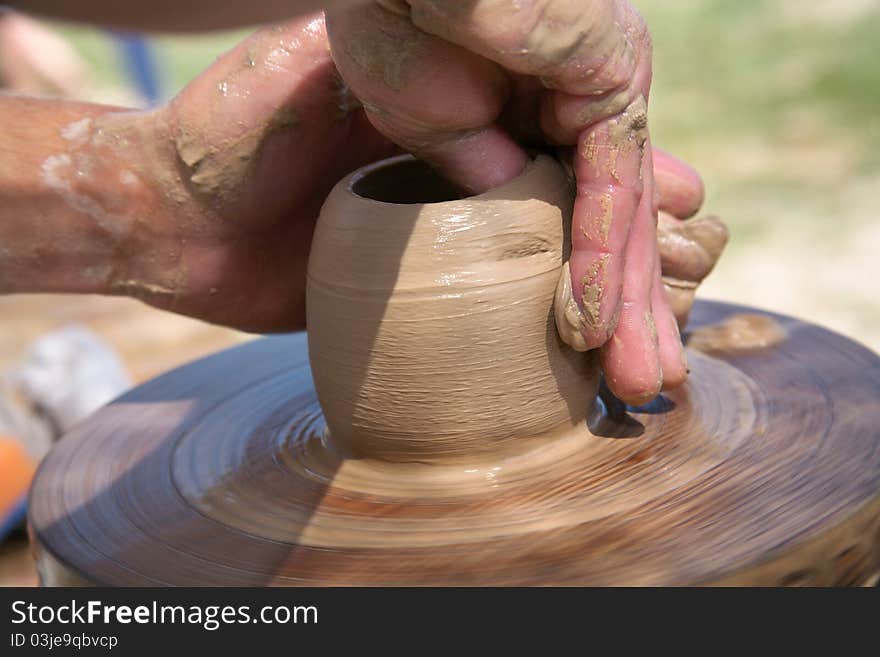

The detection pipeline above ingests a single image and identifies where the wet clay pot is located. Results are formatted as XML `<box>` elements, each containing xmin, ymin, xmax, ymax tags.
<box><xmin>27</xmin><ymin>157</ymin><xmax>880</xmax><ymax>586</ymax></box>
<box><xmin>307</xmin><ymin>154</ymin><xmax>596</xmax><ymax>463</ymax></box>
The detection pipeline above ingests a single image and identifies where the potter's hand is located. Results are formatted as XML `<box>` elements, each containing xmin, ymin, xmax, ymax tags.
<box><xmin>145</xmin><ymin>16</ymin><xmax>395</xmax><ymax>330</ymax></box>
<box><xmin>650</xmin><ymin>148</ymin><xmax>726</xmax><ymax>329</ymax></box>
<box><xmin>327</xmin><ymin>1</ymin><xmax>701</xmax><ymax>404</ymax></box>
<box><xmin>0</xmin><ymin>15</ymin><xmax>394</xmax><ymax>331</ymax></box>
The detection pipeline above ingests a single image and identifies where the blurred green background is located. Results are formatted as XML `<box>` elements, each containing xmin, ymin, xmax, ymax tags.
<box><xmin>52</xmin><ymin>0</ymin><xmax>880</xmax><ymax>350</ymax></box>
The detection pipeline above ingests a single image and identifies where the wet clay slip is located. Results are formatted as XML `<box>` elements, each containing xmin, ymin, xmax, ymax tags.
<box><xmin>28</xmin><ymin>157</ymin><xmax>880</xmax><ymax>586</ymax></box>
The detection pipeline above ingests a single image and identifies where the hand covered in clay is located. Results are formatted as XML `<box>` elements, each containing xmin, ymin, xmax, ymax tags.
<box><xmin>137</xmin><ymin>16</ymin><xmax>394</xmax><ymax>329</ymax></box>
<box><xmin>327</xmin><ymin>0</ymin><xmax>704</xmax><ymax>404</ymax></box>
<box><xmin>652</xmin><ymin>149</ymin><xmax>728</xmax><ymax>329</ymax></box>
<box><xmin>6</xmin><ymin>15</ymin><xmax>394</xmax><ymax>331</ymax></box>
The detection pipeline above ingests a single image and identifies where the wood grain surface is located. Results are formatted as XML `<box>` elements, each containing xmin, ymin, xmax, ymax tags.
<box><xmin>28</xmin><ymin>301</ymin><xmax>880</xmax><ymax>585</ymax></box>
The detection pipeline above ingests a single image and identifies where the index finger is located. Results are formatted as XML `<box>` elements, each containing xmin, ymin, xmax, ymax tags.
<box><xmin>555</xmin><ymin>94</ymin><xmax>649</xmax><ymax>351</ymax></box>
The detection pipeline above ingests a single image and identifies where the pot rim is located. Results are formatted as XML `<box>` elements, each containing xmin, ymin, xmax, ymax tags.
<box><xmin>342</xmin><ymin>153</ymin><xmax>556</xmax><ymax>209</ymax></box>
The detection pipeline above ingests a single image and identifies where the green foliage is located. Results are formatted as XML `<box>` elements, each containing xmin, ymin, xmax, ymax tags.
<box><xmin>636</xmin><ymin>0</ymin><xmax>880</xmax><ymax>242</ymax></box>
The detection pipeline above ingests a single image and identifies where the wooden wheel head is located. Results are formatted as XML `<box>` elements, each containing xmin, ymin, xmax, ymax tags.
<box><xmin>28</xmin><ymin>301</ymin><xmax>880</xmax><ymax>586</ymax></box>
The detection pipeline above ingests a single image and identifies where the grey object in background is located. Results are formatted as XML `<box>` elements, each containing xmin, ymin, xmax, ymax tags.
<box><xmin>1</xmin><ymin>325</ymin><xmax>131</xmax><ymax>459</ymax></box>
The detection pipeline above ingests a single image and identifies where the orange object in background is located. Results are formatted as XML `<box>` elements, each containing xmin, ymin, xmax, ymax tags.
<box><xmin>0</xmin><ymin>436</ymin><xmax>36</xmax><ymax>514</ymax></box>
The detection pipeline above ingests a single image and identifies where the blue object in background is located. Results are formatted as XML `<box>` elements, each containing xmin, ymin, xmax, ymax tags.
<box><xmin>111</xmin><ymin>32</ymin><xmax>162</xmax><ymax>106</ymax></box>
<box><xmin>0</xmin><ymin>494</ymin><xmax>27</xmax><ymax>542</ymax></box>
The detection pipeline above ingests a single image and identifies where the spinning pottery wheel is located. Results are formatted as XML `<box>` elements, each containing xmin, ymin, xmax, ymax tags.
<box><xmin>29</xmin><ymin>157</ymin><xmax>880</xmax><ymax>586</ymax></box>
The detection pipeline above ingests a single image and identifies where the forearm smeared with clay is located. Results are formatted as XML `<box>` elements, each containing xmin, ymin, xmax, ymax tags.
<box><xmin>0</xmin><ymin>97</ymin><xmax>178</xmax><ymax>296</ymax></box>
<box><xmin>1</xmin><ymin>15</ymin><xmax>397</xmax><ymax>332</ymax></box>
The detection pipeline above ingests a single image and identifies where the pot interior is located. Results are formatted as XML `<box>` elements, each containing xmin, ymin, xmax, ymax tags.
<box><xmin>352</xmin><ymin>158</ymin><xmax>463</xmax><ymax>205</ymax></box>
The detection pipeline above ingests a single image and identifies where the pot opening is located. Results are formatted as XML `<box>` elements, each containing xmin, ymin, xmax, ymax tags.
<box><xmin>352</xmin><ymin>158</ymin><xmax>463</xmax><ymax>204</ymax></box>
